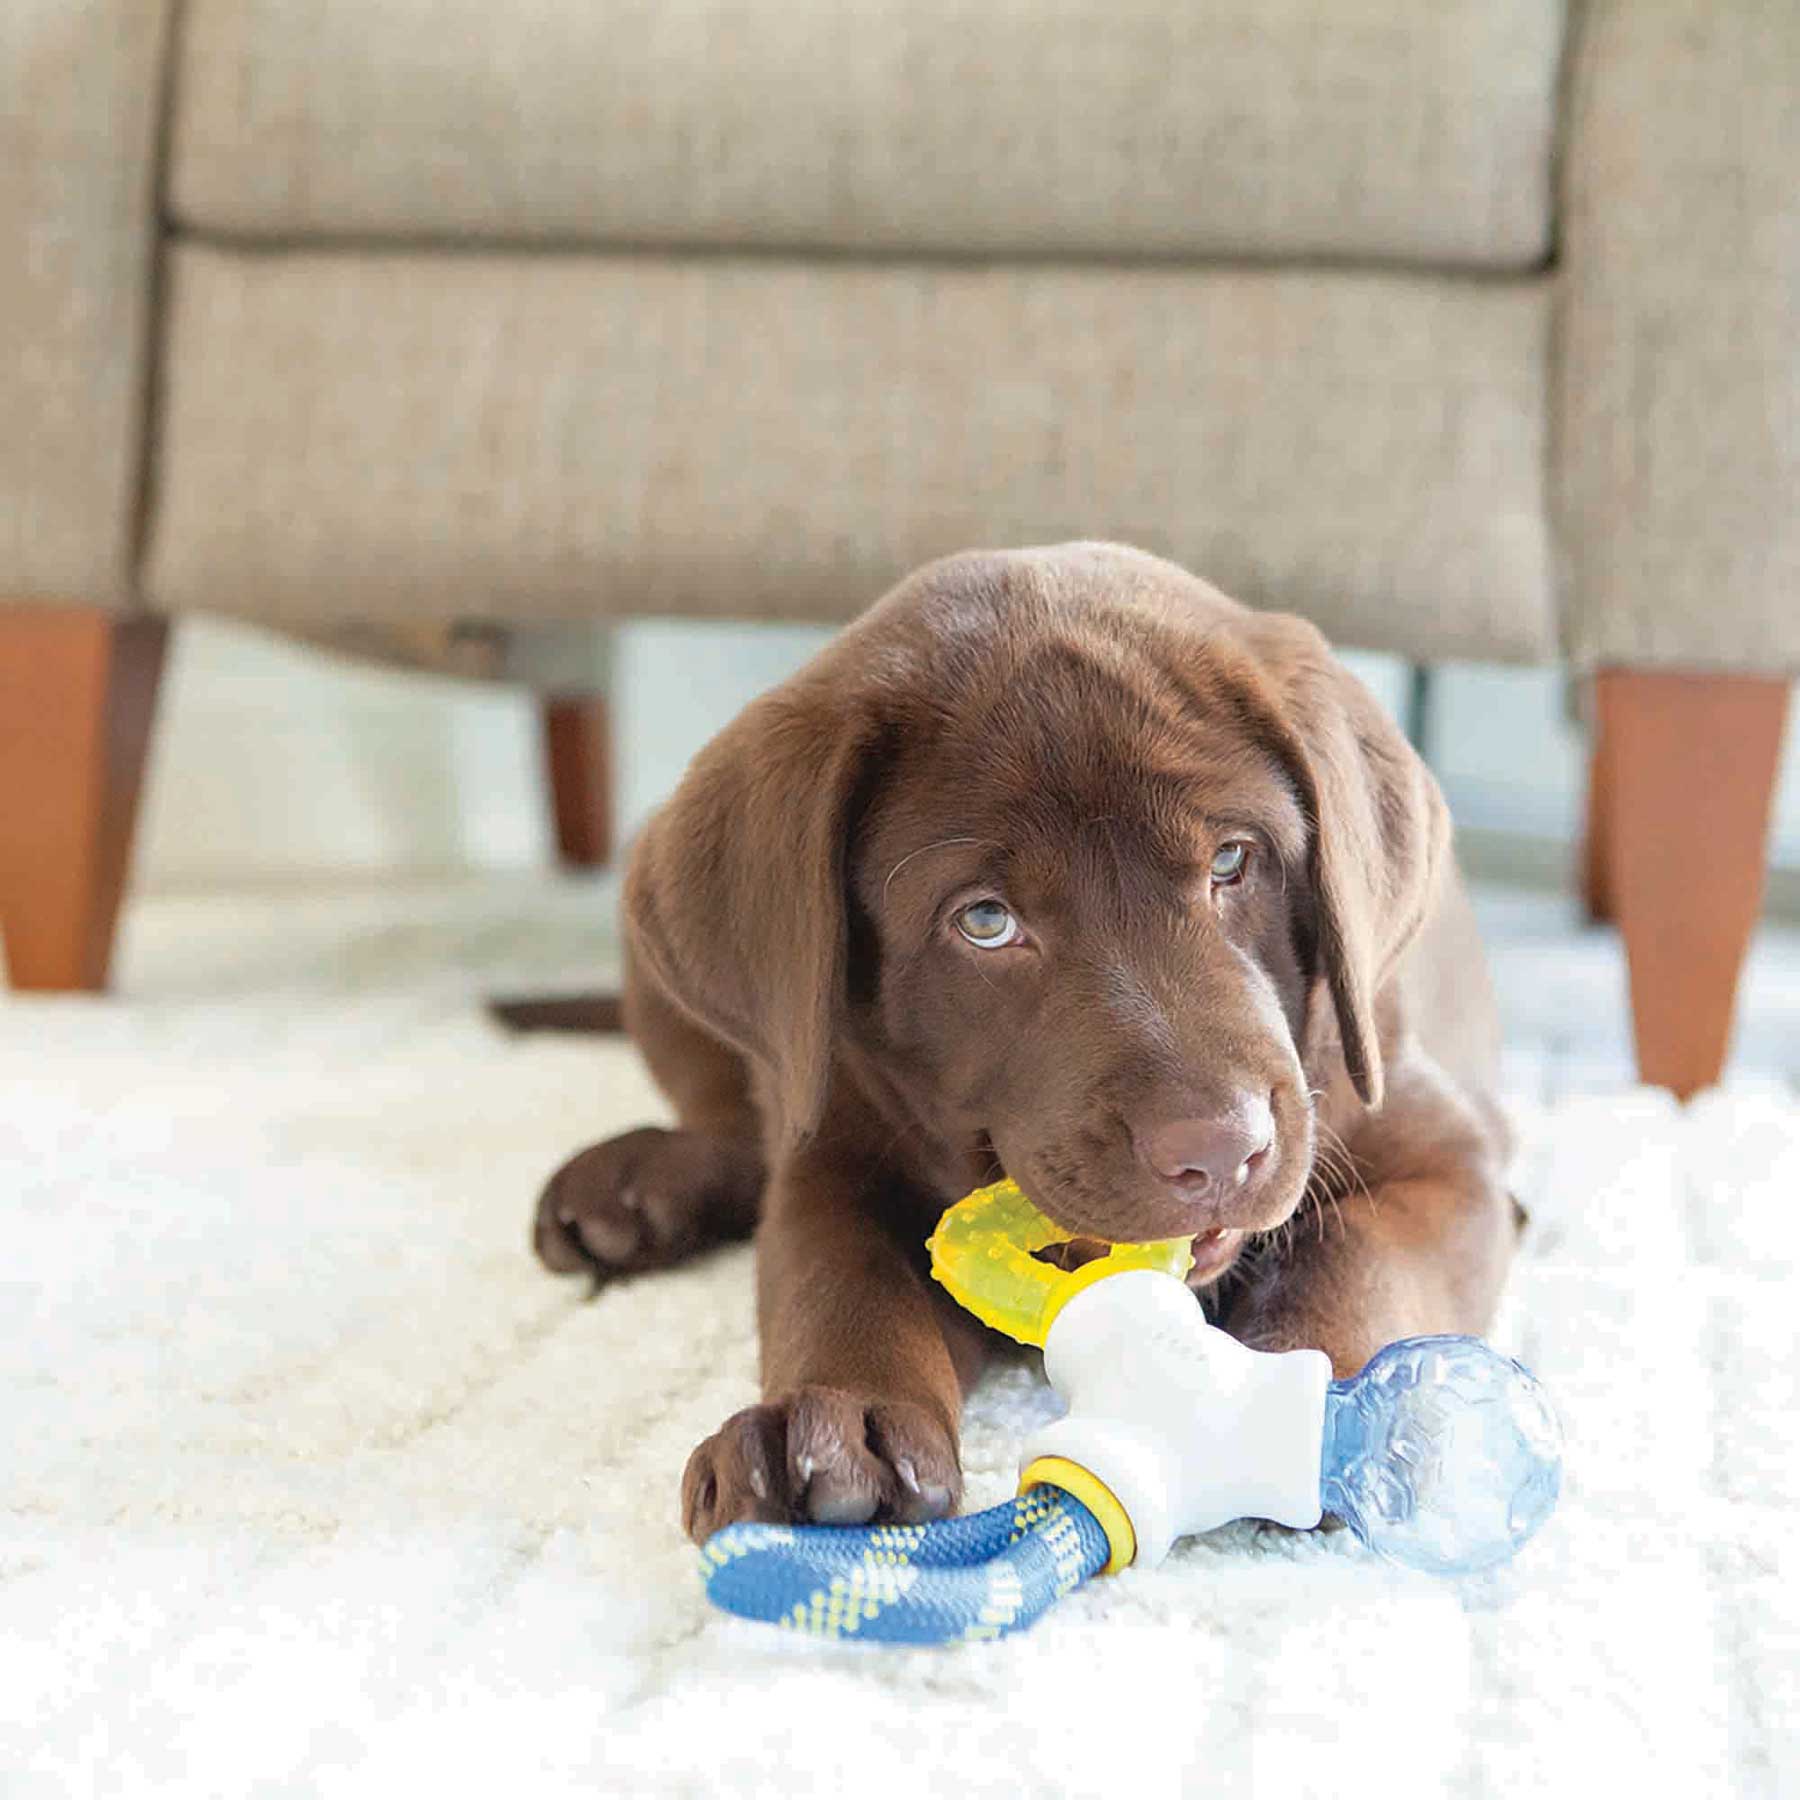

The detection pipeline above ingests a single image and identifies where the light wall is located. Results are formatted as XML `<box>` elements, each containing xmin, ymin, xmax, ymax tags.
<box><xmin>134</xmin><ymin>616</ymin><xmax>1799</xmax><ymax>893</ymax></box>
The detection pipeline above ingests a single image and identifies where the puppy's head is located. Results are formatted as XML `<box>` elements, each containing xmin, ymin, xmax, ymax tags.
<box><xmin>627</xmin><ymin>546</ymin><xmax>1447</xmax><ymax>1267</ymax></box>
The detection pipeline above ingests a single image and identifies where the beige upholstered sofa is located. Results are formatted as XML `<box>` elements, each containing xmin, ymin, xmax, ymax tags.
<box><xmin>2</xmin><ymin>1</ymin><xmax>1794</xmax><ymax>1095</ymax></box>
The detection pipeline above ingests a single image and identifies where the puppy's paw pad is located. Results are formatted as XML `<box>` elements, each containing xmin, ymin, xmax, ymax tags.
<box><xmin>680</xmin><ymin>1388</ymin><xmax>962</xmax><ymax>1542</ymax></box>
<box><xmin>530</xmin><ymin>1127</ymin><xmax>761</xmax><ymax>1279</ymax></box>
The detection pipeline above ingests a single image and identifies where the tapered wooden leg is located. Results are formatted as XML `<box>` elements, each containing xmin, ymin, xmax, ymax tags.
<box><xmin>542</xmin><ymin>695</ymin><xmax>612</xmax><ymax>868</ymax></box>
<box><xmin>1593</xmin><ymin>669</ymin><xmax>1791</xmax><ymax>1099</ymax></box>
<box><xmin>0</xmin><ymin>608</ymin><xmax>168</xmax><ymax>991</ymax></box>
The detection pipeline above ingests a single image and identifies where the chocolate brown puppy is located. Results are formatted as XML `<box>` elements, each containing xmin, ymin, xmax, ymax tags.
<box><xmin>532</xmin><ymin>544</ymin><xmax>1517</xmax><ymax>1542</ymax></box>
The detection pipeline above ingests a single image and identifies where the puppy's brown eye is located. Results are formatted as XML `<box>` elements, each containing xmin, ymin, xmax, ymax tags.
<box><xmin>1210</xmin><ymin>841</ymin><xmax>1250</xmax><ymax>885</ymax></box>
<box><xmin>954</xmin><ymin>899</ymin><xmax>1022</xmax><ymax>949</ymax></box>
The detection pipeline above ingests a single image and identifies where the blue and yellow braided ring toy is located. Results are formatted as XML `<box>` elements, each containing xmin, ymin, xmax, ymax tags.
<box><xmin>700</xmin><ymin>1485</ymin><xmax>1111</xmax><ymax>1645</ymax></box>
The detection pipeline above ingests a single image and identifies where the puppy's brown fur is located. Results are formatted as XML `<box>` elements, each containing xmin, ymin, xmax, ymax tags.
<box><xmin>533</xmin><ymin>545</ymin><xmax>1517</xmax><ymax>1540</ymax></box>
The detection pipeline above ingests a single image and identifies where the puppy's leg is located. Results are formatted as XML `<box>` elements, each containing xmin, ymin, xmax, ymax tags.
<box><xmin>681</xmin><ymin>1146</ymin><xmax>984</xmax><ymax>1540</ymax></box>
<box><xmin>1220</xmin><ymin>1060</ymin><xmax>1519</xmax><ymax>1378</ymax></box>
<box><xmin>533</xmin><ymin>948</ymin><xmax>764</xmax><ymax>1278</ymax></box>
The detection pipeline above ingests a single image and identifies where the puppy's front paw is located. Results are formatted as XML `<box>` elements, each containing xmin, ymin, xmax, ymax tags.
<box><xmin>680</xmin><ymin>1387</ymin><xmax>962</xmax><ymax>1542</ymax></box>
<box><xmin>532</xmin><ymin>1126</ymin><xmax>761</xmax><ymax>1278</ymax></box>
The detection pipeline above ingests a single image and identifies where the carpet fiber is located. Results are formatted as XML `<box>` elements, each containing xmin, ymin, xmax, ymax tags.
<box><xmin>4</xmin><ymin>881</ymin><xmax>1798</xmax><ymax>1797</ymax></box>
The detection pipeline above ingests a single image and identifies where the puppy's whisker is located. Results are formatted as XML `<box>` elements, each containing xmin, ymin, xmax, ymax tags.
<box><xmin>1312</xmin><ymin>1118</ymin><xmax>1372</xmax><ymax>1212</ymax></box>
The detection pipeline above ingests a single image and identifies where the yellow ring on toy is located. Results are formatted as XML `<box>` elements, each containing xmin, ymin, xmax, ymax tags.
<box><xmin>926</xmin><ymin>1178</ymin><xmax>1195</xmax><ymax>1349</ymax></box>
<box><xmin>1019</xmin><ymin>1456</ymin><xmax>1136</xmax><ymax>1573</ymax></box>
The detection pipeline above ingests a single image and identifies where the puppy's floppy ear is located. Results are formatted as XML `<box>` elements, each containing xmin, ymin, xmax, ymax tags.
<box><xmin>1231</xmin><ymin>615</ymin><xmax>1450</xmax><ymax>1108</ymax></box>
<box><xmin>624</xmin><ymin>684</ymin><xmax>873</xmax><ymax>1147</ymax></box>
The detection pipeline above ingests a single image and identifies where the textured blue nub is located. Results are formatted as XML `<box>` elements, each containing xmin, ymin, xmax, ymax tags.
<box><xmin>701</xmin><ymin>1488</ymin><xmax>1111</xmax><ymax>1645</ymax></box>
<box><xmin>1319</xmin><ymin>1334</ymin><xmax>1563</xmax><ymax>1577</ymax></box>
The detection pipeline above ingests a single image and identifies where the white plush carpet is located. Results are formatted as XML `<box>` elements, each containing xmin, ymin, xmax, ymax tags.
<box><xmin>5</xmin><ymin>879</ymin><xmax>1799</xmax><ymax>1799</ymax></box>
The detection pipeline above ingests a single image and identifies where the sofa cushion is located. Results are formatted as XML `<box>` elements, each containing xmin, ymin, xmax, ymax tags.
<box><xmin>2</xmin><ymin>0</ymin><xmax>174</xmax><ymax>606</ymax></box>
<box><xmin>1558</xmin><ymin>0</ymin><xmax>1800</xmax><ymax>671</ymax></box>
<box><xmin>167</xmin><ymin>0</ymin><xmax>1565</xmax><ymax>270</ymax></box>
<box><xmin>144</xmin><ymin>246</ymin><xmax>1554</xmax><ymax>661</ymax></box>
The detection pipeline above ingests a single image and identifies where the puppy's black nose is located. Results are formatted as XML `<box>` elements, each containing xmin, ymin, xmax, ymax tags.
<box><xmin>1134</xmin><ymin>1097</ymin><xmax>1274</xmax><ymax>1201</ymax></box>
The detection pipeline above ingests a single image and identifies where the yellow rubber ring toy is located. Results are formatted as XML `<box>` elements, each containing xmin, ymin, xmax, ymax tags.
<box><xmin>926</xmin><ymin>1178</ymin><xmax>1195</xmax><ymax>1349</ymax></box>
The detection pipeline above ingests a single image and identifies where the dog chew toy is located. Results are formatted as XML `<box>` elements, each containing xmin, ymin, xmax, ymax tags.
<box><xmin>701</xmin><ymin>1179</ymin><xmax>1562</xmax><ymax>1644</ymax></box>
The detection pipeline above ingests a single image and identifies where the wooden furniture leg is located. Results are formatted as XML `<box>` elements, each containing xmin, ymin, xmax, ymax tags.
<box><xmin>0</xmin><ymin>608</ymin><xmax>168</xmax><ymax>991</ymax></box>
<box><xmin>1592</xmin><ymin>669</ymin><xmax>1791</xmax><ymax>1099</ymax></box>
<box><xmin>542</xmin><ymin>695</ymin><xmax>612</xmax><ymax>868</ymax></box>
